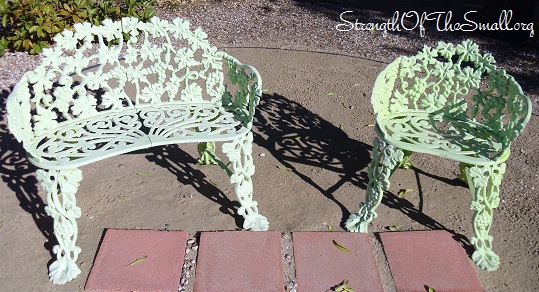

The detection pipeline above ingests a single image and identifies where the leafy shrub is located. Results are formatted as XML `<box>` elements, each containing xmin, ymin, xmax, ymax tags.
<box><xmin>0</xmin><ymin>0</ymin><xmax>155</xmax><ymax>56</ymax></box>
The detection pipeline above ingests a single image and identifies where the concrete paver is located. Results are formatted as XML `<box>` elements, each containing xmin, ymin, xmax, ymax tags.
<box><xmin>379</xmin><ymin>230</ymin><xmax>483</xmax><ymax>292</ymax></box>
<box><xmin>193</xmin><ymin>231</ymin><xmax>283</xmax><ymax>292</ymax></box>
<box><xmin>85</xmin><ymin>229</ymin><xmax>188</xmax><ymax>292</ymax></box>
<box><xmin>293</xmin><ymin>232</ymin><xmax>384</xmax><ymax>292</ymax></box>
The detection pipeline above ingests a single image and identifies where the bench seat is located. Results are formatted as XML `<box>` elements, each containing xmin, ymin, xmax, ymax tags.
<box><xmin>28</xmin><ymin>102</ymin><xmax>246</xmax><ymax>169</ymax></box>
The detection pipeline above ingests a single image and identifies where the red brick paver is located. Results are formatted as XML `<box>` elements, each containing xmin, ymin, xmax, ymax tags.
<box><xmin>193</xmin><ymin>231</ymin><xmax>283</xmax><ymax>292</ymax></box>
<box><xmin>380</xmin><ymin>230</ymin><xmax>483</xmax><ymax>292</ymax></box>
<box><xmin>293</xmin><ymin>232</ymin><xmax>384</xmax><ymax>292</ymax></box>
<box><xmin>85</xmin><ymin>229</ymin><xmax>187</xmax><ymax>292</ymax></box>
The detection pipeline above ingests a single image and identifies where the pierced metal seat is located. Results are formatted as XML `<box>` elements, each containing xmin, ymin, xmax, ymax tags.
<box><xmin>28</xmin><ymin>102</ymin><xmax>246</xmax><ymax>169</ymax></box>
<box><xmin>379</xmin><ymin>111</ymin><xmax>506</xmax><ymax>164</ymax></box>
<box><xmin>7</xmin><ymin>17</ymin><xmax>268</xmax><ymax>284</ymax></box>
<box><xmin>346</xmin><ymin>40</ymin><xmax>532</xmax><ymax>271</ymax></box>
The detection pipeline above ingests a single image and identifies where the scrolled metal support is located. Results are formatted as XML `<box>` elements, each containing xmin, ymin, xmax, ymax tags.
<box><xmin>36</xmin><ymin>168</ymin><xmax>83</xmax><ymax>284</ymax></box>
<box><xmin>465</xmin><ymin>163</ymin><xmax>506</xmax><ymax>271</ymax></box>
<box><xmin>222</xmin><ymin>132</ymin><xmax>268</xmax><ymax>231</ymax></box>
<box><xmin>346</xmin><ymin>137</ymin><xmax>404</xmax><ymax>233</ymax></box>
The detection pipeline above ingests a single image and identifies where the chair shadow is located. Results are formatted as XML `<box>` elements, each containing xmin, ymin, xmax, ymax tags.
<box><xmin>145</xmin><ymin>145</ymin><xmax>244</xmax><ymax>228</ymax></box>
<box><xmin>254</xmin><ymin>93</ymin><xmax>372</xmax><ymax>228</ymax></box>
<box><xmin>381</xmin><ymin>165</ymin><xmax>474</xmax><ymax>256</ymax></box>
<box><xmin>0</xmin><ymin>88</ymin><xmax>58</xmax><ymax>257</ymax></box>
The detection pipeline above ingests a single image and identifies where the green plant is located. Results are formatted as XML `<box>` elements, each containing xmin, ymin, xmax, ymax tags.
<box><xmin>398</xmin><ymin>149</ymin><xmax>416</xmax><ymax>170</ymax></box>
<box><xmin>0</xmin><ymin>0</ymin><xmax>155</xmax><ymax>56</ymax></box>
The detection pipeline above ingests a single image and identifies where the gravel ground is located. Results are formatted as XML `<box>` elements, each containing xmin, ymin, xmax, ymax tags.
<box><xmin>2</xmin><ymin>0</ymin><xmax>538</xmax><ymax>100</ymax></box>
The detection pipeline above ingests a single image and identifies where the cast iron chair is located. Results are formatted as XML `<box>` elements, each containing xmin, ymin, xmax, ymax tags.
<box><xmin>345</xmin><ymin>39</ymin><xmax>532</xmax><ymax>271</ymax></box>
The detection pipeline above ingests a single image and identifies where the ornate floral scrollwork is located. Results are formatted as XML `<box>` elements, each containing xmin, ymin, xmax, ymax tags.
<box><xmin>222</xmin><ymin>132</ymin><xmax>268</xmax><ymax>231</ymax></box>
<box><xmin>36</xmin><ymin>168</ymin><xmax>83</xmax><ymax>284</ymax></box>
<box><xmin>464</xmin><ymin>163</ymin><xmax>506</xmax><ymax>271</ymax></box>
<box><xmin>346</xmin><ymin>137</ymin><xmax>404</xmax><ymax>232</ymax></box>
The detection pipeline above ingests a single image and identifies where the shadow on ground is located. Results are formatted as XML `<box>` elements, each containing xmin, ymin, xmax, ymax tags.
<box><xmin>254</xmin><ymin>93</ymin><xmax>473</xmax><ymax>253</ymax></box>
<box><xmin>0</xmin><ymin>88</ymin><xmax>57</xmax><ymax>258</ymax></box>
<box><xmin>146</xmin><ymin>145</ymin><xmax>244</xmax><ymax>228</ymax></box>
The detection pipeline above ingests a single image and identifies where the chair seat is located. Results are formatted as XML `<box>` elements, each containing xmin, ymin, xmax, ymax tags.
<box><xmin>377</xmin><ymin>111</ymin><xmax>508</xmax><ymax>165</ymax></box>
<box><xmin>27</xmin><ymin>102</ymin><xmax>247</xmax><ymax>169</ymax></box>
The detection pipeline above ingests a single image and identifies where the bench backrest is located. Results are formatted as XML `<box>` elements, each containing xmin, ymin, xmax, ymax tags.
<box><xmin>371</xmin><ymin>40</ymin><xmax>532</xmax><ymax>145</ymax></box>
<box><xmin>8</xmin><ymin>17</ymin><xmax>260</xmax><ymax>146</ymax></box>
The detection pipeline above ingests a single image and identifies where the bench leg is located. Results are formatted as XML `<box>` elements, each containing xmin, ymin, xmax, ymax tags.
<box><xmin>465</xmin><ymin>163</ymin><xmax>505</xmax><ymax>271</ymax></box>
<box><xmin>197</xmin><ymin>142</ymin><xmax>217</xmax><ymax>165</ymax></box>
<box><xmin>36</xmin><ymin>168</ymin><xmax>83</xmax><ymax>284</ymax></box>
<box><xmin>222</xmin><ymin>132</ymin><xmax>269</xmax><ymax>231</ymax></box>
<box><xmin>346</xmin><ymin>137</ymin><xmax>404</xmax><ymax>232</ymax></box>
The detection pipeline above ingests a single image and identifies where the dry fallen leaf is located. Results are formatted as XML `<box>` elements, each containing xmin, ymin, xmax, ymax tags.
<box><xmin>398</xmin><ymin>188</ymin><xmax>414</xmax><ymax>198</ymax></box>
<box><xmin>335</xmin><ymin>280</ymin><xmax>355</xmax><ymax>292</ymax></box>
<box><xmin>127</xmin><ymin>255</ymin><xmax>147</xmax><ymax>266</ymax></box>
<box><xmin>332</xmin><ymin>239</ymin><xmax>351</xmax><ymax>253</ymax></box>
<box><xmin>277</xmin><ymin>165</ymin><xmax>293</xmax><ymax>172</ymax></box>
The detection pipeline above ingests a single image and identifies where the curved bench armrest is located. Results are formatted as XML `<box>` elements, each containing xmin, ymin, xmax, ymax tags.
<box><xmin>6</xmin><ymin>73</ymin><xmax>35</xmax><ymax>147</ymax></box>
<box><xmin>220</xmin><ymin>52</ymin><xmax>262</xmax><ymax>129</ymax></box>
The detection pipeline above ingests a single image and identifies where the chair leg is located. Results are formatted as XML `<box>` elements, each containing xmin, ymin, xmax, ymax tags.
<box><xmin>36</xmin><ymin>168</ymin><xmax>83</xmax><ymax>284</ymax></box>
<box><xmin>197</xmin><ymin>142</ymin><xmax>217</xmax><ymax>165</ymax></box>
<box><xmin>346</xmin><ymin>137</ymin><xmax>404</xmax><ymax>232</ymax></box>
<box><xmin>222</xmin><ymin>132</ymin><xmax>269</xmax><ymax>231</ymax></box>
<box><xmin>465</xmin><ymin>163</ymin><xmax>506</xmax><ymax>271</ymax></box>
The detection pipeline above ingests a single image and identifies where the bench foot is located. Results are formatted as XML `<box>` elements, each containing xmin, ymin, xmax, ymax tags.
<box><xmin>346</xmin><ymin>137</ymin><xmax>403</xmax><ymax>233</ymax></box>
<box><xmin>37</xmin><ymin>168</ymin><xmax>83</xmax><ymax>284</ymax></box>
<box><xmin>223</xmin><ymin>132</ymin><xmax>269</xmax><ymax>231</ymax></box>
<box><xmin>465</xmin><ymin>163</ymin><xmax>506</xmax><ymax>271</ymax></box>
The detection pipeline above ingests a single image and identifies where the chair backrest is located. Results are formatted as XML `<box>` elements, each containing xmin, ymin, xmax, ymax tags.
<box><xmin>371</xmin><ymin>40</ymin><xmax>532</xmax><ymax>145</ymax></box>
<box><xmin>7</xmin><ymin>17</ymin><xmax>235</xmax><ymax>145</ymax></box>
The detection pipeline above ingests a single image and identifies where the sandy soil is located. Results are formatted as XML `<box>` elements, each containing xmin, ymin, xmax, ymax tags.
<box><xmin>1</xmin><ymin>1</ymin><xmax>538</xmax><ymax>291</ymax></box>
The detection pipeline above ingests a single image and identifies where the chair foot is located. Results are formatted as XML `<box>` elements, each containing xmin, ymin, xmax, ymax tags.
<box><xmin>222</xmin><ymin>132</ymin><xmax>268</xmax><ymax>231</ymax></box>
<box><xmin>345</xmin><ymin>213</ymin><xmax>369</xmax><ymax>233</ymax></box>
<box><xmin>347</xmin><ymin>138</ymin><xmax>404</xmax><ymax>233</ymax></box>
<box><xmin>48</xmin><ymin>249</ymin><xmax>82</xmax><ymax>284</ymax></box>
<box><xmin>472</xmin><ymin>248</ymin><xmax>500</xmax><ymax>271</ymax></box>
<box><xmin>36</xmin><ymin>168</ymin><xmax>83</xmax><ymax>284</ymax></box>
<box><xmin>243</xmin><ymin>213</ymin><xmax>269</xmax><ymax>231</ymax></box>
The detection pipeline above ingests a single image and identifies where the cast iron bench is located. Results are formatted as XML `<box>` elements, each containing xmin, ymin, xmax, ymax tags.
<box><xmin>345</xmin><ymin>40</ymin><xmax>532</xmax><ymax>271</ymax></box>
<box><xmin>7</xmin><ymin>16</ymin><xmax>268</xmax><ymax>284</ymax></box>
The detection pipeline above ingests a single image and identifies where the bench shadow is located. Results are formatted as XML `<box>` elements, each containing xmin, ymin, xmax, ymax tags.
<box><xmin>146</xmin><ymin>145</ymin><xmax>244</xmax><ymax>228</ymax></box>
<box><xmin>254</xmin><ymin>93</ymin><xmax>372</xmax><ymax>228</ymax></box>
<box><xmin>0</xmin><ymin>88</ymin><xmax>58</xmax><ymax>258</ymax></box>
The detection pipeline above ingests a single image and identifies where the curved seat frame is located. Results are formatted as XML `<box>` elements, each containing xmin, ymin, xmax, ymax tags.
<box><xmin>7</xmin><ymin>17</ymin><xmax>268</xmax><ymax>284</ymax></box>
<box><xmin>345</xmin><ymin>40</ymin><xmax>532</xmax><ymax>271</ymax></box>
